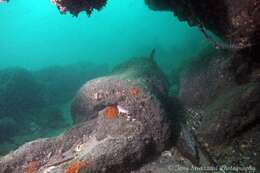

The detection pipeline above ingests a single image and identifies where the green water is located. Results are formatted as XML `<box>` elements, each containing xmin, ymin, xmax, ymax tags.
<box><xmin>0</xmin><ymin>0</ymin><xmax>205</xmax><ymax>72</ymax></box>
<box><xmin>0</xmin><ymin>0</ymin><xmax>206</xmax><ymax>155</ymax></box>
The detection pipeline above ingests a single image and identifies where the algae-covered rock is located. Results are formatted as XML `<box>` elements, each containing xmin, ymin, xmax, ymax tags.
<box><xmin>71</xmin><ymin>55</ymin><xmax>169</xmax><ymax>123</ymax></box>
<box><xmin>0</xmin><ymin>56</ymin><xmax>177</xmax><ymax>173</ymax></box>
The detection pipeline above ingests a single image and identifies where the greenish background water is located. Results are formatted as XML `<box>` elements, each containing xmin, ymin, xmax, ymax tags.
<box><xmin>0</xmin><ymin>0</ymin><xmax>205</xmax><ymax>73</ymax></box>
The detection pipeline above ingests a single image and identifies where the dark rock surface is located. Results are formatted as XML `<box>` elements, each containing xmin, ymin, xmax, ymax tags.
<box><xmin>145</xmin><ymin>0</ymin><xmax>260</xmax><ymax>49</ymax></box>
<box><xmin>178</xmin><ymin>48</ymin><xmax>260</xmax><ymax>170</ymax></box>
<box><xmin>179</xmin><ymin>50</ymin><xmax>236</xmax><ymax>108</ymax></box>
<box><xmin>132</xmin><ymin>145</ymin><xmax>195</xmax><ymax>173</ymax></box>
<box><xmin>132</xmin><ymin>125</ymin><xmax>212</xmax><ymax>173</ymax></box>
<box><xmin>198</xmin><ymin>83</ymin><xmax>260</xmax><ymax>145</ymax></box>
<box><xmin>51</xmin><ymin>0</ymin><xmax>107</xmax><ymax>16</ymax></box>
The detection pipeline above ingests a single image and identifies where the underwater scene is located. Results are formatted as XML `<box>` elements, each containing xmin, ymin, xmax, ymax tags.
<box><xmin>0</xmin><ymin>0</ymin><xmax>259</xmax><ymax>172</ymax></box>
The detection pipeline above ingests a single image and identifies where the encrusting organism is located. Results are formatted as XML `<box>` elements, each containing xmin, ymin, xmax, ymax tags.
<box><xmin>25</xmin><ymin>161</ymin><xmax>39</xmax><ymax>173</ymax></box>
<box><xmin>50</xmin><ymin>0</ymin><xmax>107</xmax><ymax>17</ymax></box>
<box><xmin>104</xmin><ymin>105</ymin><xmax>119</xmax><ymax>119</ymax></box>
<box><xmin>104</xmin><ymin>105</ymin><xmax>130</xmax><ymax>119</ymax></box>
<box><xmin>129</xmin><ymin>87</ymin><xmax>141</xmax><ymax>97</ymax></box>
<box><xmin>65</xmin><ymin>161</ymin><xmax>89</xmax><ymax>173</ymax></box>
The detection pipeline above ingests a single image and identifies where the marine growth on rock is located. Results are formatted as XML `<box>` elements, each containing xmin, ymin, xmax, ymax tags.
<box><xmin>104</xmin><ymin>105</ymin><xmax>119</xmax><ymax>119</ymax></box>
<box><xmin>65</xmin><ymin>161</ymin><xmax>89</xmax><ymax>173</ymax></box>
<box><xmin>51</xmin><ymin>0</ymin><xmax>107</xmax><ymax>16</ymax></box>
<box><xmin>25</xmin><ymin>161</ymin><xmax>39</xmax><ymax>173</ymax></box>
<box><xmin>129</xmin><ymin>87</ymin><xmax>141</xmax><ymax>97</ymax></box>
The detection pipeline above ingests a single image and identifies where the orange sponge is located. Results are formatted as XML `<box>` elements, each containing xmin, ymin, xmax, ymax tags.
<box><xmin>130</xmin><ymin>87</ymin><xmax>141</xmax><ymax>96</ymax></box>
<box><xmin>65</xmin><ymin>161</ymin><xmax>89</xmax><ymax>173</ymax></box>
<box><xmin>25</xmin><ymin>161</ymin><xmax>38</xmax><ymax>173</ymax></box>
<box><xmin>104</xmin><ymin>106</ymin><xmax>119</xmax><ymax>119</ymax></box>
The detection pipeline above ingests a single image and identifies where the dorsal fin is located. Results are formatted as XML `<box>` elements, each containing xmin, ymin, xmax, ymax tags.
<box><xmin>149</xmin><ymin>48</ymin><xmax>156</xmax><ymax>60</ymax></box>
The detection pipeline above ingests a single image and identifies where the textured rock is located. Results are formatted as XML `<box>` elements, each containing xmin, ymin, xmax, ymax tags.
<box><xmin>0</xmin><ymin>56</ymin><xmax>177</xmax><ymax>173</ymax></box>
<box><xmin>198</xmin><ymin>83</ymin><xmax>260</xmax><ymax>146</ymax></box>
<box><xmin>133</xmin><ymin>126</ymin><xmax>211</xmax><ymax>173</ymax></box>
<box><xmin>145</xmin><ymin>0</ymin><xmax>260</xmax><ymax>49</ymax></box>
<box><xmin>178</xmin><ymin>49</ymin><xmax>260</xmax><ymax>169</ymax></box>
<box><xmin>132</xmin><ymin>146</ymin><xmax>195</xmax><ymax>173</ymax></box>
<box><xmin>51</xmin><ymin>0</ymin><xmax>107</xmax><ymax>16</ymax></box>
<box><xmin>179</xmin><ymin>50</ymin><xmax>236</xmax><ymax>108</ymax></box>
<box><xmin>71</xmin><ymin>56</ymin><xmax>170</xmax><ymax>124</ymax></box>
<box><xmin>175</xmin><ymin>127</ymin><xmax>199</xmax><ymax>165</ymax></box>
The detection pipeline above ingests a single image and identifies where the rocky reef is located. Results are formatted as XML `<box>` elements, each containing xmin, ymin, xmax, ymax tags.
<box><xmin>48</xmin><ymin>0</ymin><xmax>260</xmax><ymax>49</ymax></box>
<box><xmin>0</xmin><ymin>53</ymin><xmax>206</xmax><ymax>173</ymax></box>
<box><xmin>1</xmin><ymin>52</ymin><xmax>258</xmax><ymax>172</ymax></box>
<box><xmin>145</xmin><ymin>0</ymin><xmax>260</xmax><ymax>50</ymax></box>
<box><xmin>144</xmin><ymin>0</ymin><xmax>260</xmax><ymax>170</ymax></box>
<box><xmin>0</xmin><ymin>62</ymin><xmax>108</xmax><ymax>155</ymax></box>
<box><xmin>0</xmin><ymin>51</ymin><xmax>238</xmax><ymax>173</ymax></box>
<box><xmin>177</xmin><ymin>48</ymin><xmax>260</xmax><ymax>170</ymax></box>
<box><xmin>0</xmin><ymin>0</ymin><xmax>259</xmax><ymax>172</ymax></box>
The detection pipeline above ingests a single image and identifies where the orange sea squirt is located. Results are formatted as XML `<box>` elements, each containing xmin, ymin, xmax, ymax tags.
<box><xmin>25</xmin><ymin>161</ymin><xmax>38</xmax><ymax>173</ymax></box>
<box><xmin>130</xmin><ymin>87</ymin><xmax>141</xmax><ymax>96</ymax></box>
<box><xmin>104</xmin><ymin>105</ymin><xmax>119</xmax><ymax>119</ymax></box>
<box><xmin>65</xmin><ymin>161</ymin><xmax>89</xmax><ymax>173</ymax></box>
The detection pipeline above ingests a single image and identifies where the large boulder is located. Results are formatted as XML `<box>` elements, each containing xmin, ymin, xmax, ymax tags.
<box><xmin>71</xmin><ymin>55</ymin><xmax>170</xmax><ymax>124</ymax></box>
<box><xmin>0</xmin><ymin>55</ymin><xmax>178</xmax><ymax>173</ymax></box>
